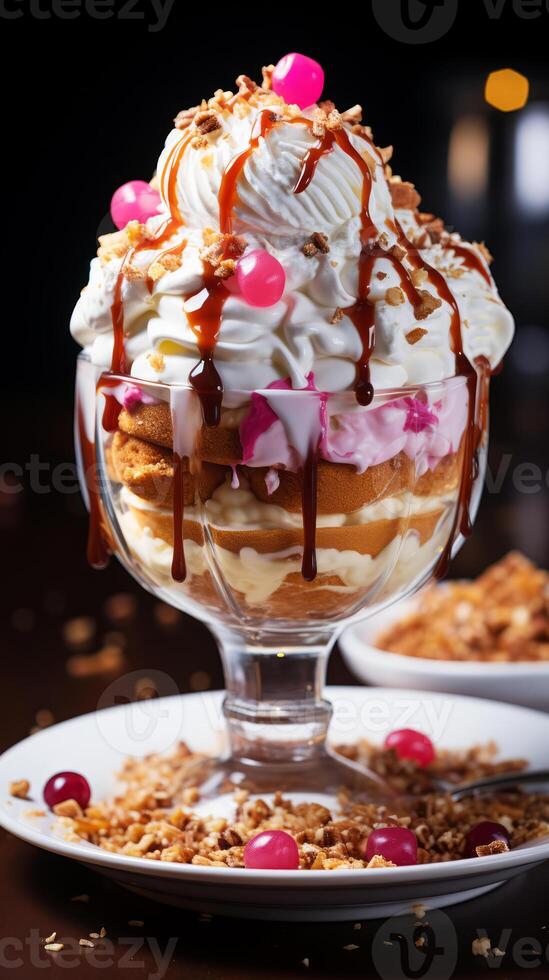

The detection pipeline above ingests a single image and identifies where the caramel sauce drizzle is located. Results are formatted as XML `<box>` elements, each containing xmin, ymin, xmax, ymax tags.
<box><xmin>77</xmin><ymin>399</ymin><xmax>110</xmax><ymax>570</ymax></box>
<box><xmin>218</xmin><ymin>109</ymin><xmax>279</xmax><ymax>234</ymax></box>
<box><xmin>171</xmin><ymin>451</ymin><xmax>186</xmax><ymax>582</ymax></box>
<box><xmin>292</xmin><ymin>124</ymin><xmax>381</xmax><ymax>576</ymax></box>
<box><xmin>445</xmin><ymin>241</ymin><xmax>492</xmax><ymax>287</ymax></box>
<box><xmin>392</xmin><ymin>219</ymin><xmax>492</xmax><ymax>577</ymax></box>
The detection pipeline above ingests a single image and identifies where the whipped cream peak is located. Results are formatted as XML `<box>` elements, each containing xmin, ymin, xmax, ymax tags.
<box><xmin>71</xmin><ymin>67</ymin><xmax>514</xmax><ymax>402</ymax></box>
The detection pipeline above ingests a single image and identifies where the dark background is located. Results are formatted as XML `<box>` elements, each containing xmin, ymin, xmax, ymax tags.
<box><xmin>1</xmin><ymin>3</ymin><xmax>549</xmax><ymax>977</ymax></box>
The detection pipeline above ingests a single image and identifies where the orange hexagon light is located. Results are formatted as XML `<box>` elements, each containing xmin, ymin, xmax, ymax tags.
<box><xmin>485</xmin><ymin>69</ymin><xmax>530</xmax><ymax>113</ymax></box>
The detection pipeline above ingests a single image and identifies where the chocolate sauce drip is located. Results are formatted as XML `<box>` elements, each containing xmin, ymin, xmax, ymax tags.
<box><xmin>292</xmin><ymin>123</ymin><xmax>381</xmax><ymax>566</ymax></box>
<box><xmin>185</xmin><ymin>263</ymin><xmax>227</xmax><ymax>428</ymax></box>
<box><xmin>301</xmin><ymin>447</ymin><xmax>318</xmax><ymax>581</ymax></box>
<box><xmin>171</xmin><ymin>451</ymin><xmax>186</xmax><ymax>582</ymax></box>
<box><xmin>77</xmin><ymin>402</ymin><xmax>110</xmax><ymax>570</ymax></box>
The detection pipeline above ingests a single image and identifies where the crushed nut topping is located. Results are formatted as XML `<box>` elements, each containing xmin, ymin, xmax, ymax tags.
<box><xmin>377</xmin><ymin>552</ymin><xmax>549</xmax><ymax>663</ymax></box>
<box><xmin>476</xmin><ymin>241</ymin><xmax>494</xmax><ymax>265</ymax></box>
<box><xmin>341</xmin><ymin>104</ymin><xmax>363</xmax><ymax>124</ymax></box>
<box><xmin>390</xmin><ymin>244</ymin><xmax>407</xmax><ymax>262</ymax></box>
<box><xmin>414</xmin><ymin>289</ymin><xmax>442</xmax><ymax>320</ymax></box>
<box><xmin>58</xmin><ymin>735</ymin><xmax>549</xmax><ymax>870</ymax></box>
<box><xmin>367</xmin><ymin>855</ymin><xmax>396</xmax><ymax>869</ymax></box>
<box><xmin>379</xmin><ymin>145</ymin><xmax>394</xmax><ymax>165</ymax></box>
<box><xmin>53</xmin><ymin>799</ymin><xmax>83</xmax><ymax>819</ymax></box>
<box><xmin>406</xmin><ymin>327</ymin><xmax>428</xmax><ymax>345</ymax></box>
<box><xmin>174</xmin><ymin>105</ymin><xmax>200</xmax><ymax>130</ymax></box>
<box><xmin>388</xmin><ymin>178</ymin><xmax>422</xmax><ymax>211</ymax></box>
<box><xmin>472</xmin><ymin>937</ymin><xmax>493</xmax><ymax>958</ymax></box>
<box><xmin>10</xmin><ymin>779</ymin><xmax>30</xmax><ymax>799</ymax></box>
<box><xmin>411</xmin><ymin>268</ymin><xmax>428</xmax><ymax>287</ymax></box>
<box><xmin>200</xmin><ymin>231</ymin><xmax>246</xmax><ymax>271</ymax></box>
<box><xmin>312</xmin><ymin>106</ymin><xmax>342</xmax><ymax>138</ymax></box>
<box><xmin>194</xmin><ymin>110</ymin><xmax>222</xmax><ymax>136</ymax></box>
<box><xmin>330</xmin><ymin>307</ymin><xmax>345</xmax><ymax>324</ymax></box>
<box><xmin>147</xmin><ymin>352</ymin><xmax>165</xmax><ymax>374</ymax></box>
<box><xmin>261</xmin><ymin>64</ymin><xmax>275</xmax><ymax>90</ymax></box>
<box><xmin>386</xmin><ymin>287</ymin><xmax>405</xmax><ymax>307</ymax></box>
<box><xmin>476</xmin><ymin>839</ymin><xmax>509</xmax><ymax>857</ymax></box>
<box><xmin>236</xmin><ymin>74</ymin><xmax>259</xmax><ymax>95</ymax></box>
<box><xmin>302</xmin><ymin>232</ymin><xmax>330</xmax><ymax>257</ymax></box>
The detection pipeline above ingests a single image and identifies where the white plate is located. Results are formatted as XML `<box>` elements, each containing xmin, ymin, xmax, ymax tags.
<box><xmin>1</xmin><ymin>687</ymin><xmax>548</xmax><ymax>921</ymax></box>
<box><xmin>340</xmin><ymin>599</ymin><xmax>549</xmax><ymax>711</ymax></box>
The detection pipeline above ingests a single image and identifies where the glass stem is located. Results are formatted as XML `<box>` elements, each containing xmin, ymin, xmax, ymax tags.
<box><xmin>213</xmin><ymin>627</ymin><xmax>337</xmax><ymax>767</ymax></box>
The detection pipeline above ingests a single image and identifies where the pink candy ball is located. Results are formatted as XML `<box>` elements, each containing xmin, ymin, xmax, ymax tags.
<box><xmin>237</xmin><ymin>249</ymin><xmax>285</xmax><ymax>307</ymax></box>
<box><xmin>364</xmin><ymin>827</ymin><xmax>418</xmax><ymax>867</ymax></box>
<box><xmin>110</xmin><ymin>180</ymin><xmax>162</xmax><ymax>230</ymax></box>
<box><xmin>385</xmin><ymin>729</ymin><xmax>435</xmax><ymax>768</ymax></box>
<box><xmin>272</xmin><ymin>52</ymin><xmax>325</xmax><ymax>110</ymax></box>
<box><xmin>244</xmin><ymin>830</ymin><xmax>299</xmax><ymax>870</ymax></box>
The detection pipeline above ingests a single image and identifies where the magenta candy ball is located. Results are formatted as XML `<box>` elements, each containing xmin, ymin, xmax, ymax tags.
<box><xmin>43</xmin><ymin>771</ymin><xmax>91</xmax><ymax>810</ymax></box>
<box><xmin>272</xmin><ymin>52</ymin><xmax>324</xmax><ymax>110</ymax></box>
<box><xmin>110</xmin><ymin>180</ymin><xmax>162</xmax><ymax>230</ymax></box>
<box><xmin>236</xmin><ymin>249</ymin><xmax>286</xmax><ymax>307</ymax></box>
<box><xmin>385</xmin><ymin>728</ymin><xmax>436</xmax><ymax>768</ymax></box>
<box><xmin>244</xmin><ymin>830</ymin><xmax>300</xmax><ymax>870</ymax></box>
<box><xmin>465</xmin><ymin>821</ymin><xmax>510</xmax><ymax>858</ymax></box>
<box><xmin>365</xmin><ymin>827</ymin><xmax>418</xmax><ymax>867</ymax></box>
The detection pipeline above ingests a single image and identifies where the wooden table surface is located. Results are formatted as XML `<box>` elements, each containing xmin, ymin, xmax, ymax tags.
<box><xmin>2</xmin><ymin>474</ymin><xmax>548</xmax><ymax>980</ymax></box>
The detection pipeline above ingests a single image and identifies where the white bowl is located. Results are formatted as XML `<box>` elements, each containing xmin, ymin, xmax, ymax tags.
<box><xmin>340</xmin><ymin>599</ymin><xmax>549</xmax><ymax>711</ymax></box>
<box><xmin>1</xmin><ymin>687</ymin><xmax>549</xmax><ymax>922</ymax></box>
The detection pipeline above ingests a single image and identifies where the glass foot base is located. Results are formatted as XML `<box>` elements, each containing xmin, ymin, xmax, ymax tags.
<box><xmin>183</xmin><ymin>749</ymin><xmax>395</xmax><ymax>815</ymax></box>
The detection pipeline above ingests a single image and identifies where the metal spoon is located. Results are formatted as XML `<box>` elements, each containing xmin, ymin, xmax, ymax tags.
<box><xmin>439</xmin><ymin>769</ymin><xmax>549</xmax><ymax>802</ymax></box>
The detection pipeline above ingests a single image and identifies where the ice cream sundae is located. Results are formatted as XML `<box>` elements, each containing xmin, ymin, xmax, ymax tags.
<box><xmin>71</xmin><ymin>54</ymin><xmax>514</xmax><ymax>626</ymax></box>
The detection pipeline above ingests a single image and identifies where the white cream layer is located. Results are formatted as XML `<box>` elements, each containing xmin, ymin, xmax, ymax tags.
<box><xmin>119</xmin><ymin>508</ymin><xmax>448</xmax><ymax>606</ymax></box>
<box><xmin>120</xmin><ymin>480</ymin><xmax>455</xmax><ymax>531</ymax></box>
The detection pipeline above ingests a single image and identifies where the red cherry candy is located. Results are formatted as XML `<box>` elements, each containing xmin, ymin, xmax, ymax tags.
<box><xmin>43</xmin><ymin>772</ymin><xmax>91</xmax><ymax>810</ymax></box>
<box><xmin>244</xmin><ymin>830</ymin><xmax>299</xmax><ymax>870</ymax></box>
<box><xmin>236</xmin><ymin>249</ymin><xmax>286</xmax><ymax>307</ymax></box>
<box><xmin>385</xmin><ymin>728</ymin><xmax>435</xmax><ymax>768</ymax></box>
<box><xmin>272</xmin><ymin>52</ymin><xmax>325</xmax><ymax>110</ymax></box>
<box><xmin>465</xmin><ymin>821</ymin><xmax>510</xmax><ymax>858</ymax></box>
<box><xmin>365</xmin><ymin>827</ymin><xmax>418</xmax><ymax>866</ymax></box>
<box><xmin>110</xmin><ymin>180</ymin><xmax>162</xmax><ymax>230</ymax></box>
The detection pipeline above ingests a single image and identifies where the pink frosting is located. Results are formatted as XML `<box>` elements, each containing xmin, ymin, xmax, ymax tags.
<box><xmin>239</xmin><ymin>378</ymin><xmax>468</xmax><ymax>476</ymax></box>
<box><xmin>121</xmin><ymin>384</ymin><xmax>159</xmax><ymax>411</ymax></box>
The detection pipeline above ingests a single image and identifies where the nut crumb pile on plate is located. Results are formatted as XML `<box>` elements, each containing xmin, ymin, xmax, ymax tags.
<box><xmin>377</xmin><ymin>552</ymin><xmax>549</xmax><ymax>663</ymax></box>
<box><xmin>54</xmin><ymin>740</ymin><xmax>549</xmax><ymax>870</ymax></box>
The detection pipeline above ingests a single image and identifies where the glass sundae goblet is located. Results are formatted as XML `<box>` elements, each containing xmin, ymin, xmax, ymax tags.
<box><xmin>76</xmin><ymin>355</ymin><xmax>486</xmax><ymax>807</ymax></box>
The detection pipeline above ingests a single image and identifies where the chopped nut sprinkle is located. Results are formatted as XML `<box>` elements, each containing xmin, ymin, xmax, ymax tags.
<box><xmin>388</xmin><ymin>178</ymin><xmax>422</xmax><ymax>210</ymax></box>
<box><xmin>406</xmin><ymin>327</ymin><xmax>428</xmax><ymax>346</ymax></box>
<box><xmin>386</xmin><ymin>287</ymin><xmax>405</xmax><ymax>307</ymax></box>
<box><xmin>476</xmin><ymin>839</ymin><xmax>510</xmax><ymax>857</ymax></box>
<box><xmin>57</xmin><ymin>735</ymin><xmax>549</xmax><ymax>871</ymax></box>
<box><xmin>302</xmin><ymin>232</ymin><xmax>330</xmax><ymax>257</ymax></box>
<box><xmin>9</xmin><ymin>779</ymin><xmax>30</xmax><ymax>799</ymax></box>
<box><xmin>414</xmin><ymin>289</ymin><xmax>442</xmax><ymax>320</ymax></box>
<box><xmin>377</xmin><ymin>552</ymin><xmax>549</xmax><ymax>663</ymax></box>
